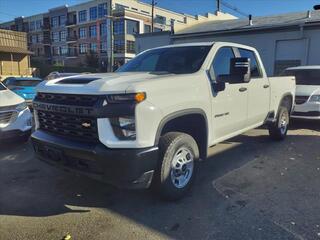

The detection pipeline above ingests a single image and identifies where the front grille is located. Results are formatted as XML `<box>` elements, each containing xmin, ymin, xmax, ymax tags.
<box><xmin>35</xmin><ymin>93</ymin><xmax>100</xmax><ymax>106</ymax></box>
<box><xmin>295</xmin><ymin>96</ymin><xmax>309</xmax><ymax>105</ymax></box>
<box><xmin>37</xmin><ymin>110</ymin><xmax>99</xmax><ymax>142</ymax></box>
<box><xmin>0</xmin><ymin>111</ymin><xmax>16</xmax><ymax>125</ymax></box>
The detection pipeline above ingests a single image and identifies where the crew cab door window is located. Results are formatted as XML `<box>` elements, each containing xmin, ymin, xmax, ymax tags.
<box><xmin>238</xmin><ymin>48</ymin><xmax>262</xmax><ymax>78</ymax></box>
<box><xmin>209</xmin><ymin>46</ymin><xmax>248</xmax><ymax>141</ymax></box>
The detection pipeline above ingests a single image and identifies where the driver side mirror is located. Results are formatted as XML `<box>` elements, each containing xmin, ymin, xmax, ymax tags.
<box><xmin>212</xmin><ymin>81</ymin><xmax>226</xmax><ymax>92</ymax></box>
<box><xmin>230</xmin><ymin>57</ymin><xmax>251</xmax><ymax>83</ymax></box>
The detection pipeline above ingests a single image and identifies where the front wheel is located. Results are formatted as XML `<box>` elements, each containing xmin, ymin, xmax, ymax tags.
<box><xmin>153</xmin><ymin>132</ymin><xmax>199</xmax><ymax>201</ymax></box>
<box><xmin>268</xmin><ymin>106</ymin><xmax>290</xmax><ymax>140</ymax></box>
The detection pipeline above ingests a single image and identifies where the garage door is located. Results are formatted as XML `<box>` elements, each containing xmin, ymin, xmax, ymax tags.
<box><xmin>274</xmin><ymin>39</ymin><xmax>308</xmax><ymax>75</ymax></box>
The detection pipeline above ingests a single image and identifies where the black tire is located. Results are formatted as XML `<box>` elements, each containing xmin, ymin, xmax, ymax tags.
<box><xmin>268</xmin><ymin>106</ymin><xmax>290</xmax><ymax>140</ymax></box>
<box><xmin>152</xmin><ymin>132</ymin><xmax>199</xmax><ymax>201</ymax></box>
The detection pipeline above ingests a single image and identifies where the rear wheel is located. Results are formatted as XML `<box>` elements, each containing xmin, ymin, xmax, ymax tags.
<box><xmin>268</xmin><ymin>106</ymin><xmax>290</xmax><ymax>140</ymax></box>
<box><xmin>153</xmin><ymin>132</ymin><xmax>199</xmax><ymax>201</ymax></box>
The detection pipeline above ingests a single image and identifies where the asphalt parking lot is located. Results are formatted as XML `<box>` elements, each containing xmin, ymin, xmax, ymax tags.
<box><xmin>0</xmin><ymin>120</ymin><xmax>319</xmax><ymax>240</ymax></box>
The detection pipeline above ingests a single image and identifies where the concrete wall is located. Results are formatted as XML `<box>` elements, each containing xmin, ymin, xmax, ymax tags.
<box><xmin>172</xmin><ymin>27</ymin><xmax>320</xmax><ymax>76</ymax></box>
<box><xmin>135</xmin><ymin>32</ymin><xmax>171</xmax><ymax>53</ymax></box>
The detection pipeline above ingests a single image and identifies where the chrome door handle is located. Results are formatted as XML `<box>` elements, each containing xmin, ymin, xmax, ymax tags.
<box><xmin>263</xmin><ymin>84</ymin><xmax>270</xmax><ymax>89</ymax></box>
<box><xmin>239</xmin><ymin>87</ymin><xmax>247</xmax><ymax>92</ymax></box>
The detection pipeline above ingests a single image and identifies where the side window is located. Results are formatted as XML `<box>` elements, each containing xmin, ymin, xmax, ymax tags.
<box><xmin>239</xmin><ymin>49</ymin><xmax>262</xmax><ymax>78</ymax></box>
<box><xmin>210</xmin><ymin>47</ymin><xmax>235</xmax><ymax>82</ymax></box>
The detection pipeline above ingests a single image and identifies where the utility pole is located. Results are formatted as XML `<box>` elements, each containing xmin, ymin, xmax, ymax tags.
<box><xmin>151</xmin><ymin>0</ymin><xmax>155</xmax><ymax>32</ymax></box>
<box><xmin>108</xmin><ymin>2</ymin><xmax>114</xmax><ymax>72</ymax></box>
<box><xmin>216</xmin><ymin>0</ymin><xmax>221</xmax><ymax>13</ymax></box>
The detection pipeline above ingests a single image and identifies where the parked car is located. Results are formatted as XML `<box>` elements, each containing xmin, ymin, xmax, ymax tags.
<box><xmin>45</xmin><ymin>72</ymin><xmax>90</xmax><ymax>80</ymax></box>
<box><xmin>0</xmin><ymin>82</ymin><xmax>32</xmax><ymax>142</ymax></box>
<box><xmin>2</xmin><ymin>77</ymin><xmax>43</xmax><ymax>106</ymax></box>
<box><xmin>283</xmin><ymin>66</ymin><xmax>320</xmax><ymax>120</ymax></box>
<box><xmin>31</xmin><ymin>42</ymin><xmax>296</xmax><ymax>200</ymax></box>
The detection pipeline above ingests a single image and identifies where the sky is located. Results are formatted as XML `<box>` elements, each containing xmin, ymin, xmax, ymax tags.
<box><xmin>0</xmin><ymin>0</ymin><xmax>319</xmax><ymax>23</ymax></box>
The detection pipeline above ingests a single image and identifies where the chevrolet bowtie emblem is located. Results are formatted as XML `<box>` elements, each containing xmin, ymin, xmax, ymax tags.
<box><xmin>82</xmin><ymin>122</ymin><xmax>91</xmax><ymax>128</ymax></box>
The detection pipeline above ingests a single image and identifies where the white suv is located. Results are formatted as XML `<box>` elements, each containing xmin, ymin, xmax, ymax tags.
<box><xmin>284</xmin><ymin>66</ymin><xmax>320</xmax><ymax>120</ymax></box>
<box><xmin>0</xmin><ymin>82</ymin><xmax>32</xmax><ymax>142</ymax></box>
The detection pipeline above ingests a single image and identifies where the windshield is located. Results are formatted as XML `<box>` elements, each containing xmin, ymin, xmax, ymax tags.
<box><xmin>0</xmin><ymin>82</ymin><xmax>6</xmax><ymax>91</ymax></box>
<box><xmin>9</xmin><ymin>79</ymin><xmax>42</xmax><ymax>87</ymax></box>
<box><xmin>117</xmin><ymin>46</ymin><xmax>211</xmax><ymax>74</ymax></box>
<box><xmin>284</xmin><ymin>69</ymin><xmax>320</xmax><ymax>85</ymax></box>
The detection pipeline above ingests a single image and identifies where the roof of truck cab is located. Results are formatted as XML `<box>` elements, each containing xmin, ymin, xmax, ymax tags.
<box><xmin>154</xmin><ymin>42</ymin><xmax>214</xmax><ymax>49</ymax></box>
<box><xmin>286</xmin><ymin>66</ymin><xmax>320</xmax><ymax>70</ymax></box>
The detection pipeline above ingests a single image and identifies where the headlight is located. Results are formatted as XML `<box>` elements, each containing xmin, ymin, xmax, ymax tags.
<box><xmin>110</xmin><ymin>116</ymin><xmax>136</xmax><ymax>140</ymax></box>
<box><xmin>106</xmin><ymin>92</ymin><xmax>146</xmax><ymax>104</ymax></box>
<box><xmin>310</xmin><ymin>95</ymin><xmax>320</xmax><ymax>102</ymax></box>
<box><xmin>15</xmin><ymin>102</ymin><xmax>28</xmax><ymax>112</ymax></box>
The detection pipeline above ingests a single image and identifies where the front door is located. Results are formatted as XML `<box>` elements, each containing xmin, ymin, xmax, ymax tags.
<box><xmin>209</xmin><ymin>47</ymin><xmax>248</xmax><ymax>142</ymax></box>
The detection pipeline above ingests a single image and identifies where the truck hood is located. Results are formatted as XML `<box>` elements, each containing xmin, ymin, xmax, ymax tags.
<box><xmin>36</xmin><ymin>72</ymin><xmax>175</xmax><ymax>95</ymax></box>
<box><xmin>0</xmin><ymin>89</ymin><xmax>25</xmax><ymax>107</ymax></box>
<box><xmin>296</xmin><ymin>85</ymin><xmax>320</xmax><ymax>96</ymax></box>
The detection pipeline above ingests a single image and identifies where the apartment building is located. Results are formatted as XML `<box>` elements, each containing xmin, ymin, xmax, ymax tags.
<box><xmin>0</xmin><ymin>0</ymin><xmax>235</xmax><ymax>70</ymax></box>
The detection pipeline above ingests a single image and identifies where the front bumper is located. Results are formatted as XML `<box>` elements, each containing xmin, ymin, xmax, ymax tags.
<box><xmin>291</xmin><ymin>111</ymin><xmax>320</xmax><ymax>120</ymax></box>
<box><xmin>31</xmin><ymin>130</ymin><xmax>159</xmax><ymax>189</ymax></box>
<box><xmin>0</xmin><ymin>129</ymin><xmax>31</xmax><ymax>141</ymax></box>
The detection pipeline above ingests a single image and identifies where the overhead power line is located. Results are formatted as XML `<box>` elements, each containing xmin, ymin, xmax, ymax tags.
<box><xmin>220</xmin><ymin>0</ymin><xmax>250</xmax><ymax>18</ymax></box>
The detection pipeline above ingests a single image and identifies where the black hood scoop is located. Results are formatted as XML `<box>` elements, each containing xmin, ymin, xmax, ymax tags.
<box><xmin>57</xmin><ymin>77</ymin><xmax>101</xmax><ymax>84</ymax></box>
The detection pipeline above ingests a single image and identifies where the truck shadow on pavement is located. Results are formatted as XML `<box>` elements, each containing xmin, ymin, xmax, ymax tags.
<box><xmin>0</xmin><ymin>121</ymin><xmax>319</xmax><ymax>239</ymax></box>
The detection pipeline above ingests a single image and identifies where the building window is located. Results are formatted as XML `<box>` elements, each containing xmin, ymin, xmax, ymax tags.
<box><xmin>113</xmin><ymin>20</ymin><xmax>124</xmax><ymax>35</ymax></box>
<box><xmin>90</xmin><ymin>43</ymin><xmax>97</xmax><ymax>53</ymax></box>
<box><xmin>98</xmin><ymin>3</ymin><xmax>107</xmax><ymax>18</ymax></box>
<box><xmin>51</xmin><ymin>31</ymin><xmax>59</xmax><ymax>42</ymax></box>
<box><xmin>79</xmin><ymin>10</ymin><xmax>87</xmax><ymax>23</ymax></box>
<box><xmin>141</xmin><ymin>10</ymin><xmax>150</xmax><ymax>14</ymax></box>
<box><xmin>51</xmin><ymin>16</ymin><xmax>59</xmax><ymax>28</ymax></box>
<box><xmin>59</xmin><ymin>15</ymin><xmax>66</xmax><ymax>26</ymax></box>
<box><xmin>100</xmin><ymin>23</ymin><xmax>107</xmax><ymax>36</ymax></box>
<box><xmin>38</xmin><ymin>34</ymin><xmax>43</xmax><ymax>43</ymax></box>
<box><xmin>35</xmin><ymin>20</ymin><xmax>42</xmax><ymax>30</ymax></box>
<box><xmin>126</xmin><ymin>19</ymin><xmax>139</xmax><ymax>35</ymax></box>
<box><xmin>114</xmin><ymin>40</ymin><xmax>125</xmax><ymax>53</ymax></box>
<box><xmin>59</xmin><ymin>30</ymin><xmax>67</xmax><ymax>41</ymax></box>
<box><xmin>155</xmin><ymin>15</ymin><xmax>166</xmax><ymax>25</ymax></box>
<box><xmin>100</xmin><ymin>41</ymin><xmax>107</xmax><ymax>53</ymax></box>
<box><xmin>89</xmin><ymin>25</ymin><xmax>97</xmax><ymax>37</ymax></box>
<box><xmin>31</xmin><ymin>35</ymin><xmax>37</xmax><ymax>43</ymax></box>
<box><xmin>79</xmin><ymin>27</ymin><xmax>86</xmax><ymax>39</ymax></box>
<box><xmin>144</xmin><ymin>24</ymin><xmax>151</xmax><ymax>33</ymax></box>
<box><xmin>127</xmin><ymin>41</ymin><xmax>135</xmax><ymax>53</ymax></box>
<box><xmin>52</xmin><ymin>46</ymin><xmax>60</xmax><ymax>56</ymax></box>
<box><xmin>154</xmin><ymin>27</ymin><xmax>163</xmax><ymax>32</ymax></box>
<box><xmin>29</xmin><ymin>21</ymin><xmax>35</xmax><ymax>31</ymax></box>
<box><xmin>79</xmin><ymin>43</ymin><xmax>87</xmax><ymax>54</ymax></box>
<box><xmin>60</xmin><ymin>46</ymin><xmax>68</xmax><ymax>56</ymax></box>
<box><xmin>90</xmin><ymin>7</ymin><xmax>97</xmax><ymax>20</ymax></box>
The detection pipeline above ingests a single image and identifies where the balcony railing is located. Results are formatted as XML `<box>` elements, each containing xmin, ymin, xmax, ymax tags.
<box><xmin>42</xmin><ymin>39</ymin><xmax>51</xmax><ymax>45</ymax></box>
<box><xmin>66</xmin><ymin>20</ymin><xmax>77</xmax><ymax>26</ymax></box>
<box><xmin>66</xmin><ymin>35</ymin><xmax>78</xmax><ymax>42</ymax></box>
<box><xmin>41</xmin><ymin>25</ymin><xmax>50</xmax><ymax>30</ymax></box>
<box><xmin>67</xmin><ymin>52</ymin><xmax>78</xmax><ymax>57</ymax></box>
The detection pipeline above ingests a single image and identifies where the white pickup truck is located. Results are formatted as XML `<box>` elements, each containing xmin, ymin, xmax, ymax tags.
<box><xmin>31</xmin><ymin>42</ymin><xmax>295</xmax><ymax>200</ymax></box>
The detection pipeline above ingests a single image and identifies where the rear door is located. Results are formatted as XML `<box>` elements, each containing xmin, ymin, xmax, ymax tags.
<box><xmin>237</xmin><ymin>48</ymin><xmax>270</xmax><ymax>127</ymax></box>
<box><xmin>209</xmin><ymin>47</ymin><xmax>248</xmax><ymax>142</ymax></box>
